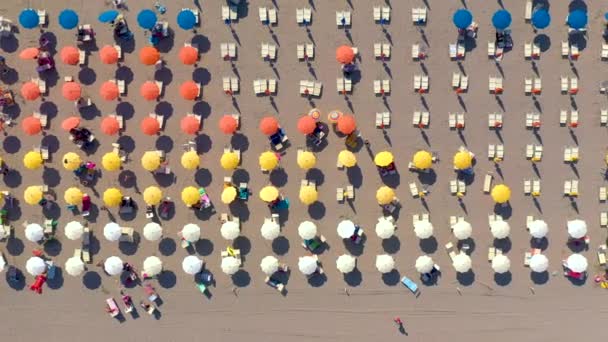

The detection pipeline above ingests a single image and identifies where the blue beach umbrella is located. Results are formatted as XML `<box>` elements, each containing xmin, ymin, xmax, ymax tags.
<box><xmin>177</xmin><ymin>10</ymin><xmax>196</xmax><ymax>30</ymax></box>
<box><xmin>532</xmin><ymin>10</ymin><xmax>551</xmax><ymax>29</ymax></box>
<box><xmin>492</xmin><ymin>10</ymin><xmax>512</xmax><ymax>30</ymax></box>
<box><xmin>604</xmin><ymin>12</ymin><xmax>608</xmax><ymax>21</ymax></box>
<box><xmin>19</xmin><ymin>9</ymin><xmax>39</xmax><ymax>29</ymax></box>
<box><xmin>453</xmin><ymin>9</ymin><xmax>473</xmax><ymax>29</ymax></box>
<box><xmin>567</xmin><ymin>10</ymin><xmax>587</xmax><ymax>30</ymax></box>
<box><xmin>137</xmin><ymin>9</ymin><xmax>157</xmax><ymax>30</ymax></box>
<box><xmin>58</xmin><ymin>9</ymin><xmax>79</xmax><ymax>29</ymax></box>
<box><xmin>98</xmin><ymin>10</ymin><xmax>119</xmax><ymax>23</ymax></box>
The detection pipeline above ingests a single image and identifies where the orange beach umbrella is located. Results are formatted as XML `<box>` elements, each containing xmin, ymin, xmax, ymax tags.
<box><xmin>62</xmin><ymin>82</ymin><xmax>82</xmax><ymax>101</ymax></box>
<box><xmin>140</xmin><ymin>81</ymin><xmax>160</xmax><ymax>101</ymax></box>
<box><xmin>60</xmin><ymin>46</ymin><xmax>79</xmax><ymax>65</ymax></box>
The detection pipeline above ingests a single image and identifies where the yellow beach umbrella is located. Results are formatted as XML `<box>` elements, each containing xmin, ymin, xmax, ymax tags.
<box><xmin>23</xmin><ymin>151</ymin><xmax>43</xmax><ymax>170</ymax></box>
<box><xmin>491</xmin><ymin>184</ymin><xmax>511</xmax><ymax>204</ymax></box>
<box><xmin>376</xmin><ymin>186</ymin><xmax>396</xmax><ymax>205</ymax></box>
<box><xmin>23</xmin><ymin>186</ymin><xmax>43</xmax><ymax>205</ymax></box>
<box><xmin>143</xmin><ymin>186</ymin><xmax>163</xmax><ymax>205</ymax></box>
<box><xmin>220</xmin><ymin>152</ymin><xmax>239</xmax><ymax>170</ymax></box>
<box><xmin>413</xmin><ymin>151</ymin><xmax>433</xmax><ymax>169</ymax></box>
<box><xmin>181</xmin><ymin>151</ymin><xmax>200</xmax><ymax>170</ymax></box>
<box><xmin>103</xmin><ymin>188</ymin><xmax>123</xmax><ymax>207</ymax></box>
<box><xmin>299</xmin><ymin>185</ymin><xmax>318</xmax><ymax>205</ymax></box>
<box><xmin>64</xmin><ymin>187</ymin><xmax>84</xmax><ymax>205</ymax></box>
<box><xmin>259</xmin><ymin>186</ymin><xmax>279</xmax><ymax>202</ymax></box>
<box><xmin>181</xmin><ymin>186</ymin><xmax>200</xmax><ymax>206</ymax></box>
<box><xmin>102</xmin><ymin>152</ymin><xmax>121</xmax><ymax>171</ymax></box>
<box><xmin>221</xmin><ymin>186</ymin><xmax>237</xmax><ymax>204</ymax></box>
<box><xmin>141</xmin><ymin>151</ymin><xmax>161</xmax><ymax>171</ymax></box>
<box><xmin>453</xmin><ymin>151</ymin><xmax>473</xmax><ymax>170</ymax></box>
<box><xmin>259</xmin><ymin>151</ymin><xmax>279</xmax><ymax>171</ymax></box>
<box><xmin>338</xmin><ymin>150</ymin><xmax>357</xmax><ymax>168</ymax></box>
<box><xmin>62</xmin><ymin>152</ymin><xmax>82</xmax><ymax>171</ymax></box>
<box><xmin>297</xmin><ymin>151</ymin><xmax>316</xmax><ymax>170</ymax></box>
<box><xmin>374</xmin><ymin>151</ymin><xmax>394</xmax><ymax>167</ymax></box>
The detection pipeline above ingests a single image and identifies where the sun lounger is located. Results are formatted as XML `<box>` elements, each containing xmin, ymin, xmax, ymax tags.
<box><xmin>119</xmin><ymin>227</ymin><xmax>134</xmax><ymax>242</ymax></box>
<box><xmin>561</xmin><ymin>41</ymin><xmax>569</xmax><ymax>58</ymax></box>
<box><xmin>488</xmin><ymin>42</ymin><xmax>496</xmax><ymax>58</ymax></box>
<box><xmin>483</xmin><ymin>174</ymin><xmax>493</xmax><ymax>193</ymax></box>
<box><xmin>106</xmin><ymin>298</ymin><xmax>120</xmax><ymax>317</ymax></box>
<box><xmin>570</xmin><ymin>110</ymin><xmax>579</xmax><ymax>126</ymax></box>
<box><xmin>600</xmin><ymin>187</ymin><xmax>607</xmax><ymax>202</ymax></box>
<box><xmin>220</xmin><ymin>43</ymin><xmax>237</xmax><ymax>60</ymax></box>
<box><xmin>409</xmin><ymin>182</ymin><xmax>419</xmax><ymax>198</ymax></box>
<box><xmin>336</xmin><ymin>187</ymin><xmax>344</xmax><ymax>202</ymax></box>
<box><xmin>345</xmin><ymin>185</ymin><xmax>354</xmax><ymax>200</ymax></box>
<box><xmin>336</xmin><ymin>11</ymin><xmax>351</xmax><ymax>27</ymax></box>
<box><xmin>533</xmin><ymin>145</ymin><xmax>543</xmax><ymax>160</ymax></box>
<box><xmin>449</xmin><ymin>43</ymin><xmax>457</xmax><ymax>59</ymax></box>
<box><xmin>488</xmin><ymin>247</ymin><xmax>497</xmax><ymax>261</ymax></box>
<box><xmin>602</xmin><ymin>44</ymin><xmax>608</xmax><ymax>60</ymax></box>
<box><xmin>601</xmin><ymin>213</ymin><xmax>608</xmax><ymax>227</ymax></box>
<box><xmin>412</xmin><ymin>8</ymin><xmax>427</xmax><ymax>24</ymax></box>
<box><xmin>599</xmin><ymin>246</ymin><xmax>607</xmax><ymax>265</ymax></box>
<box><xmin>561</xmin><ymin>76</ymin><xmax>569</xmax><ymax>93</ymax></box>
<box><xmin>533</xmin><ymin>78</ymin><xmax>541</xmax><ymax>94</ymax></box>
<box><xmin>524</xmin><ymin>180</ymin><xmax>532</xmax><ymax>195</ymax></box>
<box><xmin>524</xmin><ymin>78</ymin><xmax>532</xmax><ymax>94</ymax></box>
<box><xmin>445</xmin><ymin>242</ymin><xmax>456</xmax><ymax>261</ymax></box>
<box><xmin>524</xmin><ymin>0</ymin><xmax>532</xmax><ymax>21</ymax></box>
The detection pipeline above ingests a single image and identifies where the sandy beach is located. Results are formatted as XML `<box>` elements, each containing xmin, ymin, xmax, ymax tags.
<box><xmin>1</xmin><ymin>0</ymin><xmax>608</xmax><ymax>340</ymax></box>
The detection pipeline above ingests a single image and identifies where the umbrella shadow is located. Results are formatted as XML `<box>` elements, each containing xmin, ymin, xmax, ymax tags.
<box><xmin>152</xmin><ymin>173</ymin><xmax>175</xmax><ymax>188</ymax></box>
<box><xmin>382</xmin><ymin>236</ymin><xmax>400</xmax><ymax>254</ymax></box>
<box><xmin>346</xmin><ymin>166</ymin><xmax>363</xmax><ymax>188</ymax></box>
<box><xmin>158</xmin><ymin>238</ymin><xmax>176</xmax><ymax>256</ymax></box>
<box><xmin>154</xmin><ymin>67</ymin><xmax>173</xmax><ymax>86</ymax></box>
<box><xmin>493</xmin><ymin>203</ymin><xmax>512</xmax><ymax>219</ymax></box>
<box><xmin>531</xmin><ymin>271</ymin><xmax>549</xmax><ymax>284</ymax></box>
<box><xmin>193</xmin><ymin>67</ymin><xmax>211</xmax><ymax>86</ymax></box>
<box><xmin>47</xmin><ymin>267</ymin><xmax>64</xmax><ymax>289</ymax></box>
<box><xmin>568</xmin><ymin>33</ymin><xmax>587</xmax><ymax>51</ymax></box>
<box><xmin>381</xmin><ymin>172</ymin><xmax>400</xmax><ymax>188</ymax></box>
<box><xmin>155</xmin><ymin>135</ymin><xmax>173</xmax><ymax>153</ymax></box>
<box><xmin>343</xmin><ymin>237</ymin><xmax>365</xmax><ymax>256</ymax></box>
<box><xmin>6</xmin><ymin>237</ymin><xmax>24</xmax><ymax>256</ymax></box>
<box><xmin>232</xmin><ymin>270</ymin><xmax>251</xmax><ymax>287</ymax></box>
<box><xmin>191</xmin><ymin>34</ymin><xmax>211</xmax><ymax>53</ymax></box>
<box><xmin>117</xmin><ymin>135</ymin><xmax>136</xmax><ymax>153</ymax></box>
<box><xmin>306</xmin><ymin>168</ymin><xmax>324</xmax><ymax>186</ymax></box>
<box><xmin>533</xmin><ymin>34</ymin><xmax>551</xmax><ymax>52</ymax></box>
<box><xmin>3</xmin><ymin>136</ymin><xmax>21</xmax><ymax>154</ymax></box>
<box><xmin>272</xmin><ymin>236</ymin><xmax>289</xmax><ymax>255</ymax></box>
<box><xmin>89</xmin><ymin>235</ymin><xmax>101</xmax><ymax>255</ymax></box>
<box><xmin>193</xmin><ymin>101</ymin><xmax>212</xmax><ymax>120</ymax></box>
<box><xmin>531</xmin><ymin>237</ymin><xmax>548</xmax><ymax>250</ymax></box>
<box><xmin>494</xmin><ymin>237</ymin><xmax>512</xmax><ymax>253</ymax></box>
<box><xmin>4</xmin><ymin>169</ymin><xmax>22</xmax><ymax>188</ymax></box>
<box><xmin>567</xmin><ymin>275</ymin><xmax>587</xmax><ymax>286</ymax></box>
<box><xmin>116</xmin><ymin>101</ymin><xmax>135</xmax><ymax>120</ymax></box>
<box><xmin>155</xmin><ymin>29</ymin><xmax>175</xmax><ymax>53</ymax></box>
<box><xmin>308</xmin><ymin>202</ymin><xmax>325</xmax><ymax>220</ymax></box>
<box><xmin>40</xmin><ymin>101</ymin><xmax>58</xmax><ymax>121</ymax></box>
<box><xmin>155</xmin><ymin>101</ymin><xmax>173</xmax><ymax>121</ymax></box>
<box><xmin>381</xmin><ymin>269</ymin><xmax>400</xmax><ymax>286</ymax></box>
<box><xmin>115</xmin><ymin>65</ymin><xmax>133</xmax><ymax>84</ymax></box>
<box><xmin>194</xmin><ymin>238</ymin><xmax>214</xmax><ymax>256</ymax></box>
<box><xmin>194</xmin><ymin>134</ymin><xmax>212</xmax><ymax>153</ymax></box>
<box><xmin>568</xmin><ymin>0</ymin><xmax>586</xmax><ymax>12</ymax></box>
<box><xmin>307</xmin><ymin>273</ymin><xmax>327</xmax><ymax>287</ymax></box>
<box><xmin>231</xmin><ymin>133</ymin><xmax>249</xmax><ymax>152</ymax></box>
<box><xmin>42</xmin><ymin>167</ymin><xmax>61</xmax><ymax>187</ymax></box>
<box><xmin>78</xmin><ymin>103</ymin><xmax>101</xmax><ymax>120</ymax></box>
<box><xmin>118</xmin><ymin>202</ymin><xmax>139</xmax><ymax>221</ymax></box>
<box><xmin>494</xmin><ymin>271</ymin><xmax>511</xmax><ymax>286</ymax></box>
<box><xmin>6</xmin><ymin>267</ymin><xmax>25</xmax><ymax>290</ymax></box>
<box><xmin>456</xmin><ymin>270</ymin><xmax>475</xmax><ymax>286</ymax></box>
<box><xmin>41</xmin><ymin>134</ymin><xmax>60</xmax><ymax>154</ymax></box>
<box><xmin>118</xmin><ymin>240</ymin><xmax>139</xmax><ymax>256</ymax></box>
<box><xmin>229</xmin><ymin>200</ymin><xmax>250</xmax><ymax>222</ymax></box>
<box><xmin>457</xmin><ymin>238</ymin><xmax>476</xmax><ymax>254</ymax></box>
<box><xmin>194</xmin><ymin>168</ymin><xmax>212</xmax><ymax>187</ymax></box>
<box><xmin>0</xmin><ymin>34</ymin><xmax>19</xmax><ymax>53</ymax></box>
<box><xmin>269</xmin><ymin>169</ymin><xmax>288</xmax><ymax>187</ymax></box>
<box><xmin>158</xmin><ymin>270</ymin><xmax>176</xmax><ymax>288</ymax></box>
<box><xmin>82</xmin><ymin>271</ymin><xmax>101</xmax><ymax>290</ymax></box>
<box><xmin>417</xmin><ymin>169</ymin><xmax>437</xmax><ymax>185</ymax></box>
<box><xmin>233</xmin><ymin>236</ymin><xmax>251</xmax><ymax>256</ymax></box>
<box><xmin>344</xmin><ymin>269</ymin><xmax>362</xmax><ymax>287</ymax></box>
<box><xmin>78</xmin><ymin>67</ymin><xmax>97</xmax><ymax>85</ymax></box>
<box><xmin>419</xmin><ymin>236</ymin><xmax>438</xmax><ymax>253</ymax></box>
<box><xmin>43</xmin><ymin>239</ymin><xmax>62</xmax><ymax>256</ymax></box>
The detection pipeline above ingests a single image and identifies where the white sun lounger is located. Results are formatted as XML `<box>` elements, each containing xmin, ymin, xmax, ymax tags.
<box><xmin>374</xmin><ymin>43</ymin><xmax>391</xmax><ymax>59</ymax></box>
<box><xmin>488</xmin><ymin>42</ymin><xmax>496</xmax><ymax>58</ymax></box>
<box><xmin>602</xmin><ymin>109</ymin><xmax>608</xmax><ymax>125</ymax></box>
<box><xmin>562</xmin><ymin>41</ymin><xmax>570</xmax><ymax>57</ymax></box>
<box><xmin>570</xmin><ymin>110</ymin><xmax>579</xmax><ymax>125</ymax></box>
<box><xmin>488</xmin><ymin>113</ymin><xmax>503</xmax><ymax>128</ymax></box>
<box><xmin>525</xmin><ymin>78</ymin><xmax>532</xmax><ymax>94</ymax></box>
<box><xmin>220</xmin><ymin>43</ymin><xmax>237</xmax><ymax>60</ymax></box>
<box><xmin>374</xmin><ymin>7</ymin><xmax>391</xmax><ymax>23</ymax></box>
<box><xmin>374</xmin><ymin>80</ymin><xmax>390</xmax><ymax>95</ymax></box>
<box><xmin>297</xmin><ymin>44</ymin><xmax>314</xmax><ymax>60</ymax></box>
<box><xmin>600</xmin><ymin>187</ymin><xmax>607</xmax><ymax>202</ymax></box>
<box><xmin>409</xmin><ymin>183</ymin><xmax>419</xmax><ymax>198</ymax></box>
<box><xmin>560</xmin><ymin>110</ymin><xmax>568</xmax><ymax>125</ymax></box>
<box><xmin>336</xmin><ymin>78</ymin><xmax>352</xmax><ymax>94</ymax></box>
<box><xmin>412</xmin><ymin>8</ymin><xmax>427</xmax><ymax>24</ymax></box>
<box><xmin>524</xmin><ymin>0</ymin><xmax>532</xmax><ymax>21</ymax></box>
<box><xmin>336</xmin><ymin>11</ymin><xmax>351</xmax><ymax>27</ymax></box>
<box><xmin>602</xmin><ymin>44</ymin><xmax>608</xmax><ymax>60</ymax></box>
<box><xmin>483</xmin><ymin>174</ymin><xmax>492</xmax><ymax>193</ymax></box>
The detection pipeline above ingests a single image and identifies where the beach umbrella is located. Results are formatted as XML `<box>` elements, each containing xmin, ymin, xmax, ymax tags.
<box><xmin>336</xmin><ymin>115</ymin><xmax>356</xmax><ymax>135</ymax></box>
<box><xmin>21</xmin><ymin>82</ymin><xmax>41</xmax><ymax>101</ymax></box>
<box><xmin>415</xmin><ymin>255</ymin><xmax>434</xmax><ymax>274</ymax></box>
<box><xmin>530</xmin><ymin>254</ymin><xmax>549</xmax><ymax>273</ymax></box>
<box><xmin>376</xmin><ymin>186</ymin><xmax>396</xmax><ymax>205</ymax></box>
<box><xmin>338</xmin><ymin>150</ymin><xmax>357</xmax><ymax>168</ymax></box>
<box><xmin>179</xmin><ymin>46</ymin><xmax>198</xmax><ymax>65</ymax></box>
<box><xmin>336</xmin><ymin>254</ymin><xmax>356</xmax><ymax>273</ymax></box>
<box><xmin>221</xmin><ymin>221</ymin><xmax>240</xmax><ymax>240</ymax></box>
<box><xmin>491</xmin><ymin>184</ymin><xmax>511</xmax><ymax>204</ymax></box>
<box><xmin>62</xmin><ymin>82</ymin><xmax>82</xmax><ymax>101</ymax></box>
<box><xmin>375</xmin><ymin>254</ymin><xmax>395</xmax><ymax>273</ymax></box>
<box><xmin>60</xmin><ymin>46</ymin><xmax>80</xmax><ymax>65</ymax></box>
<box><xmin>104</xmin><ymin>256</ymin><xmax>123</xmax><ymax>276</ymax></box>
<box><xmin>221</xmin><ymin>187</ymin><xmax>237</xmax><ymax>204</ymax></box>
<box><xmin>297</xmin><ymin>151</ymin><xmax>316</xmax><ymax>170</ymax></box>
<box><xmin>337</xmin><ymin>219</ymin><xmax>356</xmax><ymax>239</ymax></box>
<box><xmin>299</xmin><ymin>185</ymin><xmax>318</xmax><ymax>205</ymax></box>
<box><xmin>19</xmin><ymin>9</ymin><xmax>39</xmax><ymax>29</ymax></box>
<box><xmin>453</xmin><ymin>151</ymin><xmax>472</xmax><ymax>170</ymax></box>
<box><xmin>453</xmin><ymin>220</ymin><xmax>472</xmax><ymax>240</ymax></box>
<box><xmin>19</xmin><ymin>47</ymin><xmax>40</xmax><ymax>59</ymax></box>
<box><xmin>492</xmin><ymin>10</ymin><xmax>511</xmax><ymax>30</ymax></box>
<box><xmin>23</xmin><ymin>186</ymin><xmax>43</xmax><ymax>205</ymax></box>
<box><xmin>375</xmin><ymin>217</ymin><xmax>396</xmax><ymax>239</ymax></box>
<box><xmin>298</xmin><ymin>256</ymin><xmax>318</xmax><ymax>275</ymax></box>
<box><xmin>143</xmin><ymin>222</ymin><xmax>163</xmax><ymax>241</ymax></box>
<box><xmin>140</xmin><ymin>117</ymin><xmax>161</xmax><ymax>135</ymax></box>
<box><xmin>141</xmin><ymin>151</ymin><xmax>161</xmax><ymax>171</ymax></box>
<box><xmin>103</xmin><ymin>222</ymin><xmax>122</xmax><ymax>241</ymax></box>
<box><xmin>261</xmin><ymin>220</ymin><xmax>280</xmax><ymax>240</ymax></box>
<box><xmin>177</xmin><ymin>9</ymin><xmax>197</xmax><ymax>30</ymax></box>
<box><xmin>328</xmin><ymin>110</ymin><xmax>344</xmax><ymax>124</ymax></box>
<box><xmin>453</xmin><ymin>253</ymin><xmax>472</xmax><ymax>273</ymax></box>
<box><xmin>102</xmin><ymin>152</ymin><xmax>121</xmax><ymax>171</ymax></box>
<box><xmin>103</xmin><ymin>188</ymin><xmax>123</xmax><ymax>207</ymax></box>
<box><xmin>259</xmin><ymin>117</ymin><xmax>279</xmax><ymax>135</ymax></box>
<box><xmin>221</xmin><ymin>152</ymin><xmax>239</xmax><ymax>170</ymax></box>
<box><xmin>492</xmin><ymin>255</ymin><xmax>511</xmax><ymax>274</ymax></box>
<box><xmin>221</xmin><ymin>256</ymin><xmax>240</xmax><ymax>275</ymax></box>
<box><xmin>137</xmin><ymin>9</ymin><xmax>157</xmax><ymax>30</ymax></box>
<box><xmin>180</xmin><ymin>116</ymin><xmax>200</xmax><ymax>135</ymax></box>
<box><xmin>64</xmin><ymin>187</ymin><xmax>84</xmax><ymax>205</ymax></box>
<box><xmin>529</xmin><ymin>220</ymin><xmax>548</xmax><ymax>239</ymax></box>
<box><xmin>181</xmin><ymin>151</ymin><xmax>200</xmax><ymax>170</ymax></box>
<box><xmin>23</xmin><ymin>151</ymin><xmax>43</xmax><ymax>170</ymax></box>
<box><xmin>64</xmin><ymin>221</ymin><xmax>84</xmax><ymax>240</ymax></box>
<box><xmin>532</xmin><ymin>9</ymin><xmax>551</xmax><ymax>30</ymax></box>
<box><xmin>567</xmin><ymin>219</ymin><xmax>587</xmax><ymax>239</ymax></box>
<box><xmin>140</xmin><ymin>81</ymin><xmax>160</xmax><ymax>100</ymax></box>
<box><xmin>26</xmin><ymin>257</ymin><xmax>46</xmax><ymax>276</ymax></box>
<box><xmin>374</xmin><ymin>151</ymin><xmax>394</xmax><ymax>168</ymax></box>
<box><xmin>100</xmin><ymin>45</ymin><xmax>119</xmax><ymax>64</ymax></box>
<box><xmin>297</xmin><ymin>116</ymin><xmax>317</xmax><ymax>134</ymax></box>
<box><xmin>413</xmin><ymin>151</ymin><xmax>433</xmax><ymax>169</ymax></box>
<box><xmin>182</xmin><ymin>256</ymin><xmax>203</xmax><ymax>275</ymax></box>
<box><xmin>336</xmin><ymin>45</ymin><xmax>355</xmax><ymax>64</ymax></box>
<box><xmin>98</xmin><ymin>10</ymin><xmax>119</xmax><ymax>23</ymax></box>
<box><xmin>453</xmin><ymin>9</ymin><xmax>472</xmax><ymax>29</ymax></box>
<box><xmin>181</xmin><ymin>223</ymin><xmax>201</xmax><ymax>242</ymax></box>
<box><xmin>62</xmin><ymin>152</ymin><xmax>82</xmax><ymax>171</ymax></box>
<box><xmin>259</xmin><ymin>186</ymin><xmax>279</xmax><ymax>202</ymax></box>
<box><xmin>566</xmin><ymin>254</ymin><xmax>588</xmax><ymax>273</ymax></box>
<box><xmin>21</xmin><ymin>116</ymin><xmax>42</xmax><ymax>135</ymax></box>
<box><xmin>65</xmin><ymin>256</ymin><xmax>85</xmax><ymax>276</ymax></box>
<box><xmin>489</xmin><ymin>220</ymin><xmax>510</xmax><ymax>239</ymax></box>
<box><xmin>25</xmin><ymin>223</ymin><xmax>44</xmax><ymax>242</ymax></box>
<box><xmin>414</xmin><ymin>220</ymin><xmax>434</xmax><ymax>239</ymax></box>
<box><xmin>298</xmin><ymin>221</ymin><xmax>317</xmax><ymax>240</ymax></box>
<box><xmin>100</xmin><ymin>81</ymin><xmax>119</xmax><ymax>101</ymax></box>
<box><xmin>139</xmin><ymin>46</ymin><xmax>160</xmax><ymax>65</ymax></box>
<box><xmin>143</xmin><ymin>186</ymin><xmax>163</xmax><ymax>205</ymax></box>
<box><xmin>219</xmin><ymin>115</ymin><xmax>238</xmax><ymax>134</ymax></box>
<box><xmin>567</xmin><ymin>10</ymin><xmax>587</xmax><ymax>30</ymax></box>
<box><xmin>143</xmin><ymin>256</ymin><xmax>163</xmax><ymax>276</ymax></box>
<box><xmin>180</xmin><ymin>81</ymin><xmax>200</xmax><ymax>100</ymax></box>
<box><xmin>61</xmin><ymin>116</ymin><xmax>80</xmax><ymax>131</ymax></box>
<box><xmin>260</xmin><ymin>255</ymin><xmax>279</xmax><ymax>275</ymax></box>
<box><xmin>181</xmin><ymin>187</ymin><xmax>200</xmax><ymax>206</ymax></box>
<box><xmin>59</xmin><ymin>9</ymin><xmax>79</xmax><ymax>29</ymax></box>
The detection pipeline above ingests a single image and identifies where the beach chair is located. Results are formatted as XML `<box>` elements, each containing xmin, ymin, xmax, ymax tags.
<box><xmin>559</xmin><ymin>110</ymin><xmax>568</xmax><ymax>126</ymax></box>
<box><xmin>524</xmin><ymin>0</ymin><xmax>532</xmax><ymax>21</ymax></box>
<box><xmin>524</xmin><ymin>43</ymin><xmax>532</xmax><ymax>59</ymax></box>
<box><xmin>488</xmin><ymin>247</ymin><xmax>497</xmax><ymax>261</ymax></box>
<box><xmin>420</xmin><ymin>76</ymin><xmax>429</xmax><ymax>93</ymax></box>
<box><xmin>570</xmin><ymin>111</ymin><xmax>579</xmax><ymax>126</ymax></box>
<box><xmin>524</xmin><ymin>78</ymin><xmax>532</xmax><ymax>94</ymax></box>
<box><xmin>488</xmin><ymin>144</ymin><xmax>496</xmax><ymax>159</ymax></box>
<box><xmin>449</xmin><ymin>44</ymin><xmax>457</xmax><ymax>60</ymax></box>
<box><xmin>457</xmin><ymin>44</ymin><xmax>465</xmax><ymax>59</ymax></box>
<box><xmin>452</xmin><ymin>73</ymin><xmax>461</xmax><ymax>89</ymax></box>
<box><xmin>600</xmin><ymin>187</ymin><xmax>607</xmax><ymax>202</ymax></box>
<box><xmin>532</xmin><ymin>180</ymin><xmax>541</xmax><ymax>195</ymax></box>
<box><xmin>602</xmin><ymin>213</ymin><xmax>608</xmax><ymax>227</ymax></box>
<box><xmin>524</xmin><ymin>180</ymin><xmax>532</xmax><ymax>195</ymax></box>
<box><xmin>345</xmin><ymin>185</ymin><xmax>354</xmax><ymax>200</ymax></box>
<box><xmin>561</xmin><ymin>41</ymin><xmax>570</xmax><ymax>58</ymax></box>
<box><xmin>449</xmin><ymin>180</ymin><xmax>458</xmax><ymax>195</ymax></box>
<box><xmin>445</xmin><ymin>242</ymin><xmax>457</xmax><ymax>261</ymax></box>
<box><xmin>336</xmin><ymin>188</ymin><xmax>344</xmax><ymax>202</ymax></box>
<box><xmin>374</xmin><ymin>80</ymin><xmax>390</xmax><ymax>95</ymax></box>
<box><xmin>564</xmin><ymin>180</ymin><xmax>572</xmax><ymax>196</ymax></box>
<box><xmin>409</xmin><ymin>183</ymin><xmax>419</xmax><ymax>198</ymax></box>
<box><xmin>37</xmin><ymin>9</ymin><xmax>47</xmax><ymax>27</ymax></box>
<box><xmin>374</xmin><ymin>43</ymin><xmax>390</xmax><ymax>59</ymax></box>
<box><xmin>106</xmin><ymin>298</ymin><xmax>120</xmax><ymax>318</ymax></box>
<box><xmin>599</xmin><ymin>246</ymin><xmax>607</xmax><ymax>265</ymax></box>
<box><xmin>602</xmin><ymin>44</ymin><xmax>608</xmax><ymax>60</ymax></box>
<box><xmin>448</xmin><ymin>113</ymin><xmax>456</xmax><ymax>129</ymax></box>
<box><xmin>412</xmin><ymin>8</ymin><xmax>427</xmax><ymax>24</ymax></box>
<box><xmin>570</xmin><ymin>78</ymin><xmax>578</xmax><ymax>94</ymax></box>
<box><xmin>414</xmin><ymin>75</ymin><xmax>422</xmax><ymax>92</ymax></box>
<box><xmin>412</xmin><ymin>111</ymin><xmax>422</xmax><ymax>126</ymax></box>
<box><xmin>78</xmin><ymin>49</ymin><xmax>86</xmax><ymax>66</ymax></box>
<box><xmin>571</xmin><ymin>45</ymin><xmax>579</xmax><ymax>59</ymax></box>
<box><xmin>571</xmin><ymin>180</ymin><xmax>579</xmax><ymax>197</ymax></box>
<box><xmin>561</xmin><ymin>76</ymin><xmax>569</xmax><ymax>93</ymax></box>
<box><xmin>483</xmin><ymin>174</ymin><xmax>493</xmax><ymax>193</ymax></box>
<box><xmin>488</xmin><ymin>42</ymin><xmax>496</xmax><ymax>58</ymax></box>
<box><xmin>533</xmin><ymin>78</ymin><xmax>541</xmax><ymax>94</ymax></box>
<box><xmin>336</xmin><ymin>11</ymin><xmax>351</xmax><ymax>27</ymax></box>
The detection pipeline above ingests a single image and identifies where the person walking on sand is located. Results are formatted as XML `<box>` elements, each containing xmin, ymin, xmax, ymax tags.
<box><xmin>394</xmin><ymin>317</ymin><xmax>402</xmax><ymax>327</ymax></box>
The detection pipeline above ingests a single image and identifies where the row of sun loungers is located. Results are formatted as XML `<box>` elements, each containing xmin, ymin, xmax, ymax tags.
<box><xmin>336</xmin><ymin>186</ymin><xmax>355</xmax><ymax>202</ymax></box>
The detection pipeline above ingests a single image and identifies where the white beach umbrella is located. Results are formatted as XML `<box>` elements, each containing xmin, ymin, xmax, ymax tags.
<box><xmin>490</xmin><ymin>220</ymin><xmax>510</xmax><ymax>239</ymax></box>
<box><xmin>25</xmin><ymin>223</ymin><xmax>44</xmax><ymax>242</ymax></box>
<box><xmin>337</xmin><ymin>219</ymin><xmax>356</xmax><ymax>239</ymax></box>
<box><xmin>261</xmin><ymin>220</ymin><xmax>280</xmax><ymax>240</ymax></box>
<box><xmin>375</xmin><ymin>254</ymin><xmax>395</xmax><ymax>273</ymax></box>
<box><xmin>452</xmin><ymin>220</ymin><xmax>472</xmax><ymax>240</ymax></box>
<box><xmin>220</xmin><ymin>221</ymin><xmax>240</xmax><ymax>240</ymax></box>
<box><xmin>104</xmin><ymin>256</ymin><xmax>124</xmax><ymax>276</ymax></box>
<box><xmin>375</xmin><ymin>218</ymin><xmax>396</xmax><ymax>239</ymax></box>
<box><xmin>221</xmin><ymin>256</ymin><xmax>240</xmax><ymax>275</ymax></box>
<box><xmin>182</xmin><ymin>255</ymin><xmax>203</xmax><ymax>275</ymax></box>
<box><xmin>65</xmin><ymin>256</ymin><xmax>85</xmax><ymax>277</ymax></box>
<box><xmin>103</xmin><ymin>222</ymin><xmax>121</xmax><ymax>241</ymax></box>
<box><xmin>26</xmin><ymin>256</ymin><xmax>46</xmax><ymax>276</ymax></box>
<box><xmin>529</xmin><ymin>220</ymin><xmax>548</xmax><ymax>239</ymax></box>
<box><xmin>414</xmin><ymin>220</ymin><xmax>434</xmax><ymax>239</ymax></box>
<box><xmin>566</xmin><ymin>253</ymin><xmax>588</xmax><ymax>273</ymax></box>
<box><xmin>181</xmin><ymin>223</ymin><xmax>201</xmax><ymax>242</ymax></box>
<box><xmin>298</xmin><ymin>256</ymin><xmax>318</xmax><ymax>275</ymax></box>
<box><xmin>567</xmin><ymin>219</ymin><xmax>587</xmax><ymax>239</ymax></box>
<box><xmin>143</xmin><ymin>256</ymin><xmax>163</xmax><ymax>276</ymax></box>
<box><xmin>491</xmin><ymin>254</ymin><xmax>511</xmax><ymax>273</ymax></box>
<box><xmin>529</xmin><ymin>254</ymin><xmax>549</xmax><ymax>273</ymax></box>
<box><xmin>143</xmin><ymin>222</ymin><xmax>163</xmax><ymax>241</ymax></box>
<box><xmin>415</xmin><ymin>255</ymin><xmax>434</xmax><ymax>274</ymax></box>
<box><xmin>64</xmin><ymin>221</ymin><xmax>84</xmax><ymax>240</ymax></box>
<box><xmin>298</xmin><ymin>221</ymin><xmax>317</xmax><ymax>240</ymax></box>
<box><xmin>260</xmin><ymin>255</ymin><xmax>280</xmax><ymax>275</ymax></box>
<box><xmin>336</xmin><ymin>254</ymin><xmax>356</xmax><ymax>274</ymax></box>
<box><xmin>452</xmin><ymin>253</ymin><xmax>472</xmax><ymax>273</ymax></box>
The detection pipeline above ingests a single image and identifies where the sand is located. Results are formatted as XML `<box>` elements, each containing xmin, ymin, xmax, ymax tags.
<box><xmin>1</xmin><ymin>0</ymin><xmax>608</xmax><ymax>340</ymax></box>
